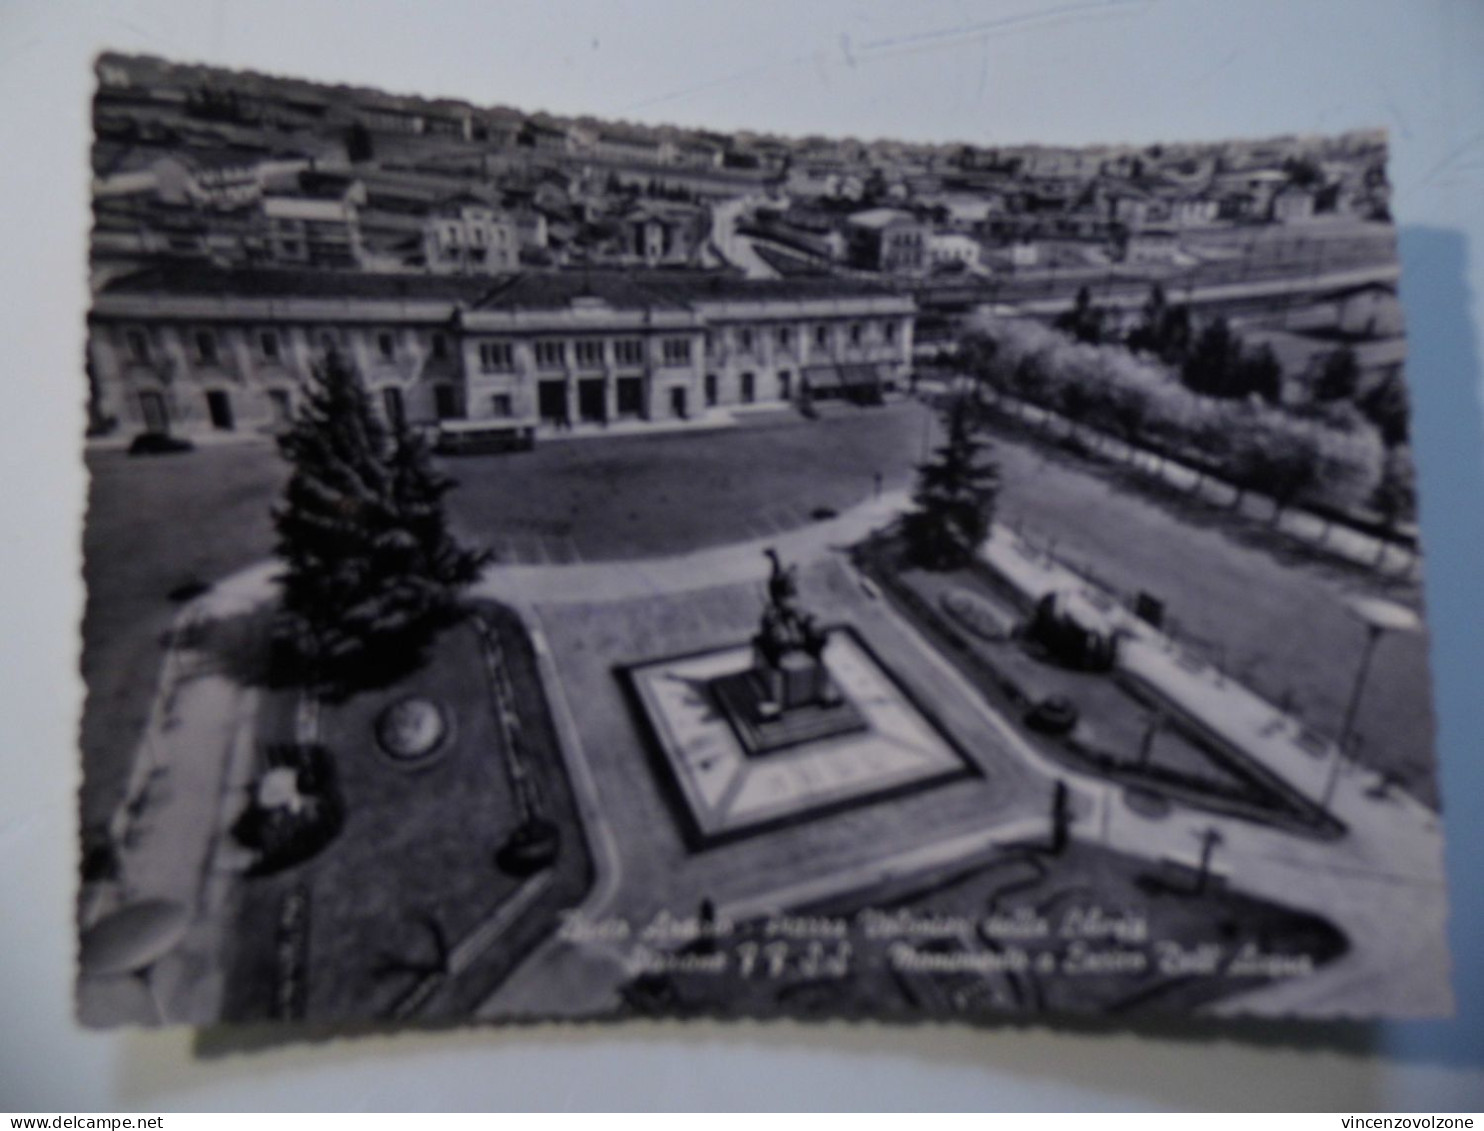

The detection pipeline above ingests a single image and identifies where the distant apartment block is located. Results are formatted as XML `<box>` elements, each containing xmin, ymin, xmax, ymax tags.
<box><xmin>927</xmin><ymin>232</ymin><xmax>983</xmax><ymax>273</ymax></box>
<box><xmin>846</xmin><ymin>209</ymin><xmax>928</xmax><ymax>274</ymax></box>
<box><xmin>260</xmin><ymin>194</ymin><xmax>364</xmax><ymax>269</ymax></box>
<box><xmin>623</xmin><ymin>202</ymin><xmax>710</xmax><ymax>267</ymax></box>
<box><xmin>422</xmin><ymin>196</ymin><xmax>519</xmax><ymax>274</ymax></box>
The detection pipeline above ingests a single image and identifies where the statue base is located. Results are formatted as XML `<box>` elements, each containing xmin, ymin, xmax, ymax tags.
<box><xmin>709</xmin><ymin>665</ymin><xmax>867</xmax><ymax>758</ymax></box>
<box><xmin>621</xmin><ymin>626</ymin><xmax>973</xmax><ymax>845</ymax></box>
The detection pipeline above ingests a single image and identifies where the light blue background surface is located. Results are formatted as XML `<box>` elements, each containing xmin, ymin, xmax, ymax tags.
<box><xmin>0</xmin><ymin>0</ymin><xmax>1480</xmax><ymax>1111</ymax></box>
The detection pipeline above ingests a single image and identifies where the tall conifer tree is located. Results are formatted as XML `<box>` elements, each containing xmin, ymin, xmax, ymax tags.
<box><xmin>902</xmin><ymin>396</ymin><xmax>1001</xmax><ymax>569</ymax></box>
<box><xmin>273</xmin><ymin>350</ymin><xmax>489</xmax><ymax>692</ymax></box>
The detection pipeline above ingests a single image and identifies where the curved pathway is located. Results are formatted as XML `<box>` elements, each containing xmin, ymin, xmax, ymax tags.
<box><xmin>468</xmin><ymin>487</ymin><xmax>911</xmax><ymax>607</ymax></box>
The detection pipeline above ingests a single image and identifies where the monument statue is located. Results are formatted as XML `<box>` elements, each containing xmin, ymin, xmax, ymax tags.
<box><xmin>751</xmin><ymin>549</ymin><xmax>840</xmax><ymax>718</ymax></box>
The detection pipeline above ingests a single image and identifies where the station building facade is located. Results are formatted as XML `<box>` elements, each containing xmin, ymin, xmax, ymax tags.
<box><xmin>87</xmin><ymin>265</ymin><xmax>916</xmax><ymax>445</ymax></box>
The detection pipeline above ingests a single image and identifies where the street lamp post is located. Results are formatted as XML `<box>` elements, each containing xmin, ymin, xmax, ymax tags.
<box><xmin>1320</xmin><ymin>595</ymin><xmax>1423</xmax><ymax>813</ymax></box>
<box><xmin>1193</xmin><ymin>826</ymin><xmax>1224</xmax><ymax>895</ymax></box>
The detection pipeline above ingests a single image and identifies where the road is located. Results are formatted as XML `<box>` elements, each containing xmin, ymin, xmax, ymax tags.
<box><xmin>710</xmin><ymin>198</ymin><xmax>780</xmax><ymax>279</ymax></box>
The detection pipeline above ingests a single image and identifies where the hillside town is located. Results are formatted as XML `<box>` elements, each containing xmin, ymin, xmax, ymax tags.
<box><xmin>90</xmin><ymin>54</ymin><xmax>1404</xmax><ymax>444</ymax></box>
<box><xmin>91</xmin><ymin>54</ymin><xmax>1394</xmax><ymax>284</ymax></box>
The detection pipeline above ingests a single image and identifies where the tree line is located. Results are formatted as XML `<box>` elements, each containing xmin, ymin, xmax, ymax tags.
<box><xmin>957</xmin><ymin>312</ymin><xmax>1417</xmax><ymax>534</ymax></box>
<box><xmin>1055</xmin><ymin>283</ymin><xmax>1411</xmax><ymax>450</ymax></box>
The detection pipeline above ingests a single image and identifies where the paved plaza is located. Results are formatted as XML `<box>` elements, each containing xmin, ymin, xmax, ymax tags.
<box><xmin>519</xmin><ymin>556</ymin><xmax>1053</xmax><ymax>924</ymax></box>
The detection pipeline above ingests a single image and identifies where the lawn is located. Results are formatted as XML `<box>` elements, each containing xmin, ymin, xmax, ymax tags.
<box><xmin>219</xmin><ymin>602</ymin><xmax>593</xmax><ymax>1023</ymax></box>
<box><xmin>854</xmin><ymin>536</ymin><xmax>1332</xmax><ymax>834</ymax></box>
<box><xmin>438</xmin><ymin>402</ymin><xmax>928</xmax><ymax>562</ymax></box>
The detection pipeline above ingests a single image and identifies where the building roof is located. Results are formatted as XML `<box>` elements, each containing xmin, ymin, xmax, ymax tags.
<box><xmin>263</xmin><ymin>196</ymin><xmax>354</xmax><ymax>221</ymax></box>
<box><xmin>175</xmin><ymin>146</ymin><xmax>273</xmax><ymax>174</ymax></box>
<box><xmin>596</xmin><ymin>129</ymin><xmax>663</xmax><ymax>148</ymax></box>
<box><xmin>429</xmin><ymin>190</ymin><xmax>499</xmax><ymax>215</ymax></box>
<box><xmin>928</xmin><ymin>232</ymin><xmax>980</xmax><ymax>248</ymax></box>
<box><xmin>621</xmin><ymin>200</ymin><xmax>706</xmax><ymax>222</ymax></box>
<box><xmin>277</xmin><ymin>170</ymin><xmax>360</xmax><ymax>200</ymax></box>
<box><xmin>1318</xmin><ymin>279</ymin><xmax>1398</xmax><ymax>301</ymax></box>
<box><xmin>96</xmin><ymin>263</ymin><xmax>907</xmax><ymax>315</ymax></box>
<box><xmin>846</xmin><ymin>208</ymin><xmax>915</xmax><ymax>229</ymax></box>
<box><xmin>100</xmin><ymin>262</ymin><xmax>501</xmax><ymax>304</ymax></box>
<box><xmin>471</xmin><ymin>270</ymin><xmax>902</xmax><ymax>313</ymax></box>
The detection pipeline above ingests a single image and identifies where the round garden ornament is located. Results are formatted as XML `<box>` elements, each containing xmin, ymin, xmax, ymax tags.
<box><xmin>376</xmin><ymin>696</ymin><xmax>448</xmax><ymax>762</ymax></box>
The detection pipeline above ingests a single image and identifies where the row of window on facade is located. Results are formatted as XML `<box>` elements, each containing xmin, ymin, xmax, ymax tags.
<box><xmin>139</xmin><ymin>381</ymin><xmax>500</xmax><ymax>436</ymax></box>
<box><xmin>477</xmin><ymin>337</ymin><xmax>671</xmax><ymax>372</ymax></box>
<box><xmin>437</xmin><ymin>222</ymin><xmax>510</xmax><ymax>248</ymax></box>
<box><xmin>729</xmin><ymin>320</ymin><xmax>899</xmax><ymax>351</ymax></box>
<box><xmin>123</xmin><ymin>325</ymin><xmax>453</xmax><ymax>367</ymax></box>
<box><xmin>120</xmin><ymin>317</ymin><xmax>900</xmax><ymax>375</ymax></box>
<box><xmin>473</xmin><ymin>320</ymin><xmax>899</xmax><ymax>374</ymax></box>
<box><xmin>142</xmin><ymin>364</ymin><xmax>803</xmax><ymax>438</ymax></box>
<box><xmin>704</xmin><ymin>370</ymin><xmax>785</xmax><ymax>406</ymax></box>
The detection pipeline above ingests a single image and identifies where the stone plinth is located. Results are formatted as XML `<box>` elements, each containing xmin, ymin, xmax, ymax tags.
<box><xmin>709</xmin><ymin>665</ymin><xmax>867</xmax><ymax>758</ymax></box>
<box><xmin>623</xmin><ymin>626</ymin><xmax>972</xmax><ymax>846</ymax></box>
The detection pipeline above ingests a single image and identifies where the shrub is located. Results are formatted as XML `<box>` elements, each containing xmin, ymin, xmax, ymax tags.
<box><xmin>232</xmin><ymin>743</ymin><xmax>345</xmax><ymax>876</ymax></box>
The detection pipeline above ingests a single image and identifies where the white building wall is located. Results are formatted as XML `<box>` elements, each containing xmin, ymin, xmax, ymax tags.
<box><xmin>90</xmin><ymin>289</ymin><xmax>915</xmax><ymax>439</ymax></box>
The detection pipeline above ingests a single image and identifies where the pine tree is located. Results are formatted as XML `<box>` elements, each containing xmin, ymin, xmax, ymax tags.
<box><xmin>1156</xmin><ymin>302</ymin><xmax>1192</xmax><ymax>364</ymax></box>
<box><xmin>1239</xmin><ymin>342</ymin><xmax>1284</xmax><ymax>403</ymax></box>
<box><xmin>1182</xmin><ymin>317</ymin><xmax>1244</xmax><ymax>398</ymax></box>
<box><xmin>901</xmin><ymin>396</ymin><xmax>1000</xmax><ymax>570</ymax></box>
<box><xmin>1055</xmin><ymin>285</ymin><xmax>1104</xmax><ymax>344</ymax></box>
<box><xmin>1358</xmin><ymin>369</ymin><xmax>1412</xmax><ymax>447</ymax></box>
<box><xmin>1127</xmin><ymin>283</ymin><xmax>1167</xmax><ymax>355</ymax></box>
<box><xmin>272</xmin><ymin>350</ymin><xmax>490</xmax><ymax>694</ymax></box>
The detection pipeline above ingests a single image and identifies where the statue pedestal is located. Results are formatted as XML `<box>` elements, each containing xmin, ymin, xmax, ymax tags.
<box><xmin>622</xmin><ymin>626</ymin><xmax>972</xmax><ymax>845</ymax></box>
<box><xmin>775</xmin><ymin>652</ymin><xmax>826</xmax><ymax>713</ymax></box>
<box><xmin>709</xmin><ymin>658</ymin><xmax>865</xmax><ymax>759</ymax></box>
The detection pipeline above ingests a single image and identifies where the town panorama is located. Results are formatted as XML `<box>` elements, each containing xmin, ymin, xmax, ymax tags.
<box><xmin>77</xmin><ymin>52</ymin><xmax>1449</xmax><ymax>1028</ymax></box>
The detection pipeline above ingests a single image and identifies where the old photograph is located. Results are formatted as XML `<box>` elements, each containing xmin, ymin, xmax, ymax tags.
<box><xmin>78</xmin><ymin>51</ymin><xmax>1449</xmax><ymax>1028</ymax></box>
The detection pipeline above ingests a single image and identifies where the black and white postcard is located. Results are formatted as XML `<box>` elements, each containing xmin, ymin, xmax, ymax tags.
<box><xmin>77</xmin><ymin>53</ymin><xmax>1450</xmax><ymax>1027</ymax></box>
